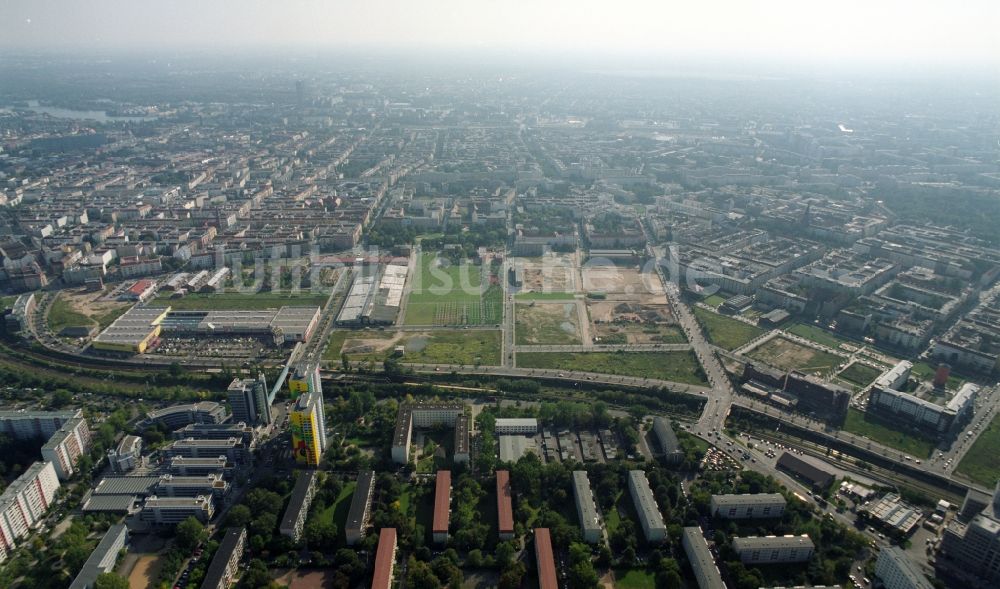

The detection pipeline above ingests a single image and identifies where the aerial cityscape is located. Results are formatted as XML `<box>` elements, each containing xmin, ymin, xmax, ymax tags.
<box><xmin>0</xmin><ymin>2</ymin><xmax>999</xmax><ymax>589</ymax></box>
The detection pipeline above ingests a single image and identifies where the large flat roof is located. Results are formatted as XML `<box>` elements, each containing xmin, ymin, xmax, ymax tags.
<box><xmin>346</xmin><ymin>470</ymin><xmax>375</xmax><ymax>533</ymax></box>
<box><xmin>433</xmin><ymin>471</ymin><xmax>451</xmax><ymax>534</ymax></box>
<box><xmin>280</xmin><ymin>471</ymin><xmax>317</xmax><ymax>532</ymax></box>
<box><xmin>200</xmin><ymin>527</ymin><xmax>245</xmax><ymax>589</ymax></box>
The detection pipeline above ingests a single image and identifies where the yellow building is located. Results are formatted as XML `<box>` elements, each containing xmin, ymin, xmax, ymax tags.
<box><xmin>91</xmin><ymin>306</ymin><xmax>169</xmax><ymax>354</ymax></box>
<box><xmin>289</xmin><ymin>391</ymin><xmax>326</xmax><ymax>466</ymax></box>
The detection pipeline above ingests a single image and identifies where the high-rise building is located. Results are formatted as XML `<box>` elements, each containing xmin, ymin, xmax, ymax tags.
<box><xmin>226</xmin><ymin>374</ymin><xmax>271</xmax><ymax>426</ymax></box>
<box><xmin>288</xmin><ymin>364</ymin><xmax>321</xmax><ymax>397</ymax></box>
<box><xmin>289</xmin><ymin>390</ymin><xmax>326</xmax><ymax>466</ymax></box>
<box><xmin>875</xmin><ymin>546</ymin><xmax>934</xmax><ymax>589</ymax></box>
<box><xmin>940</xmin><ymin>481</ymin><xmax>1000</xmax><ymax>586</ymax></box>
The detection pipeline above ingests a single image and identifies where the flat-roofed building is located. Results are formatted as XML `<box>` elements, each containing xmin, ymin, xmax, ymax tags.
<box><xmin>107</xmin><ymin>435</ymin><xmax>142</xmax><ymax>474</ymax></box>
<box><xmin>0</xmin><ymin>460</ymin><xmax>60</xmax><ymax>554</ymax></box>
<box><xmin>371</xmin><ymin>528</ymin><xmax>398</xmax><ymax>589</ymax></box>
<box><xmin>226</xmin><ymin>375</ymin><xmax>271</xmax><ymax>427</ymax></box>
<box><xmin>732</xmin><ymin>535</ymin><xmax>815</xmax><ymax>564</ymax></box>
<box><xmin>776</xmin><ymin>452</ymin><xmax>836</xmax><ymax>490</ymax></box>
<box><xmin>572</xmin><ymin>471</ymin><xmax>602</xmax><ymax>543</ymax></box>
<box><xmin>289</xmin><ymin>390</ymin><xmax>326</xmax><ymax>466</ymax></box>
<box><xmin>495</xmin><ymin>418</ymin><xmax>538</xmax><ymax>435</ymax></box>
<box><xmin>875</xmin><ymin>546</ymin><xmax>934</xmax><ymax>589</ymax></box>
<box><xmin>172</xmin><ymin>423</ymin><xmax>257</xmax><ymax>447</ymax></box>
<box><xmin>497</xmin><ymin>470</ymin><xmax>514</xmax><ymax>540</ymax></box>
<box><xmin>710</xmin><ymin>493</ymin><xmax>787</xmax><ymax>519</ymax></box>
<box><xmin>652</xmin><ymin>417</ymin><xmax>684</xmax><ymax>465</ymax></box>
<box><xmin>139</xmin><ymin>495</ymin><xmax>214</xmax><ymax>525</ymax></box>
<box><xmin>169</xmin><ymin>456</ymin><xmax>230</xmax><ymax>477</ymax></box>
<box><xmin>279</xmin><ymin>471</ymin><xmax>318</xmax><ymax>542</ymax></box>
<box><xmin>68</xmin><ymin>524</ymin><xmax>128</xmax><ymax>589</ymax></box>
<box><xmin>682</xmin><ymin>527</ymin><xmax>725</xmax><ymax>589</ymax></box>
<box><xmin>166</xmin><ymin>438</ymin><xmax>247</xmax><ymax>464</ymax></box>
<box><xmin>433</xmin><ymin>471</ymin><xmax>451</xmax><ymax>544</ymax></box>
<box><xmin>346</xmin><ymin>470</ymin><xmax>375</xmax><ymax>545</ymax></box>
<box><xmin>40</xmin><ymin>417</ymin><xmax>91</xmax><ymax>480</ymax></box>
<box><xmin>534</xmin><ymin>528</ymin><xmax>559</xmax><ymax>589</ymax></box>
<box><xmin>156</xmin><ymin>474</ymin><xmax>229</xmax><ymax>499</ymax></box>
<box><xmin>391</xmin><ymin>403</ymin><xmax>467</xmax><ymax>464</ymax></box>
<box><xmin>200</xmin><ymin>527</ymin><xmax>247</xmax><ymax>589</ymax></box>
<box><xmin>861</xmin><ymin>493</ymin><xmax>922</xmax><ymax>536</ymax></box>
<box><xmin>91</xmin><ymin>305</ymin><xmax>168</xmax><ymax>354</ymax></box>
<box><xmin>143</xmin><ymin>402</ymin><xmax>227</xmax><ymax>430</ymax></box>
<box><xmin>628</xmin><ymin>470</ymin><xmax>666</xmax><ymax>542</ymax></box>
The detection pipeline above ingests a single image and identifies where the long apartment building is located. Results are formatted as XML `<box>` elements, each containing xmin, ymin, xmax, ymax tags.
<box><xmin>628</xmin><ymin>470</ymin><xmax>666</xmax><ymax>542</ymax></box>
<box><xmin>165</xmin><ymin>438</ymin><xmax>249</xmax><ymax>464</ymax></box>
<box><xmin>0</xmin><ymin>410</ymin><xmax>91</xmax><ymax>481</ymax></box>
<box><xmin>345</xmin><ymin>470</ymin><xmax>375</xmax><ymax>545</ymax></box>
<box><xmin>710</xmin><ymin>493</ymin><xmax>787</xmax><ymax>519</ymax></box>
<box><xmin>682</xmin><ymin>527</ymin><xmax>726</xmax><ymax>589</ymax></box>
<box><xmin>0</xmin><ymin>461</ymin><xmax>60</xmax><ymax>562</ymax></box>
<box><xmin>732</xmin><ymin>534</ymin><xmax>815</xmax><ymax>564</ymax></box>
<box><xmin>572</xmin><ymin>471</ymin><xmax>602</xmax><ymax>543</ymax></box>
<box><xmin>875</xmin><ymin>546</ymin><xmax>934</xmax><ymax>589</ymax></box>
<box><xmin>200</xmin><ymin>527</ymin><xmax>247</xmax><ymax>589</ymax></box>
<box><xmin>651</xmin><ymin>417</ymin><xmax>684</xmax><ymax>465</ymax></box>
<box><xmin>391</xmin><ymin>403</ymin><xmax>469</xmax><ymax>464</ymax></box>
<box><xmin>279</xmin><ymin>471</ymin><xmax>318</xmax><ymax>542</ymax></box>
<box><xmin>371</xmin><ymin>528</ymin><xmax>398</xmax><ymax>589</ymax></box>
<box><xmin>497</xmin><ymin>470</ymin><xmax>514</xmax><ymax>541</ymax></box>
<box><xmin>68</xmin><ymin>524</ymin><xmax>129</xmax><ymax>589</ymax></box>
<box><xmin>534</xmin><ymin>528</ymin><xmax>558</xmax><ymax>589</ymax></box>
<box><xmin>433</xmin><ymin>470</ymin><xmax>452</xmax><ymax>544</ymax></box>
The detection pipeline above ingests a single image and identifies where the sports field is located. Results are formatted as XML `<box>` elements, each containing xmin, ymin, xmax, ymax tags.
<box><xmin>404</xmin><ymin>251</ymin><xmax>501</xmax><ymax>325</ymax></box>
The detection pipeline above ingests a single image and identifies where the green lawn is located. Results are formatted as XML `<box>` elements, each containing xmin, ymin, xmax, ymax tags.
<box><xmin>748</xmin><ymin>336</ymin><xmax>845</xmax><ymax>374</ymax></box>
<box><xmin>838</xmin><ymin>363</ymin><xmax>882</xmax><ymax>388</ymax></box>
<box><xmin>514</xmin><ymin>291</ymin><xmax>577</xmax><ymax>301</ymax></box>
<box><xmin>149</xmin><ymin>292</ymin><xmax>328</xmax><ymax>310</ymax></box>
<box><xmin>703</xmin><ymin>294</ymin><xmax>726</xmax><ymax>308</ymax></box>
<box><xmin>327</xmin><ymin>329</ymin><xmax>501</xmax><ymax>366</ymax></box>
<box><xmin>613</xmin><ymin>568</ymin><xmax>656</xmax><ymax>589</ymax></box>
<box><xmin>693</xmin><ymin>307</ymin><xmax>766</xmax><ymax>350</ymax></box>
<box><xmin>515</xmin><ymin>302</ymin><xmax>581</xmax><ymax>345</ymax></box>
<box><xmin>956</xmin><ymin>414</ymin><xmax>1000</xmax><ymax>487</ymax></box>
<box><xmin>47</xmin><ymin>293</ymin><xmax>95</xmax><ymax>332</ymax></box>
<box><xmin>405</xmin><ymin>251</ymin><xmax>501</xmax><ymax>325</ymax></box>
<box><xmin>843</xmin><ymin>408</ymin><xmax>936</xmax><ymax>458</ymax></box>
<box><xmin>786</xmin><ymin>322</ymin><xmax>852</xmax><ymax>350</ymax></box>
<box><xmin>911</xmin><ymin>361</ymin><xmax>964</xmax><ymax>391</ymax></box>
<box><xmin>315</xmin><ymin>481</ymin><xmax>356</xmax><ymax>529</ymax></box>
<box><xmin>516</xmin><ymin>351</ymin><xmax>707</xmax><ymax>385</ymax></box>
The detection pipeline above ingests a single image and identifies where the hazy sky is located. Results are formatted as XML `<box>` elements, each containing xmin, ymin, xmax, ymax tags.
<box><xmin>3</xmin><ymin>0</ymin><xmax>999</xmax><ymax>68</ymax></box>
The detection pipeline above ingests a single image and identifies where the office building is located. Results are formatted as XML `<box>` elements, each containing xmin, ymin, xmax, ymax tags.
<box><xmin>875</xmin><ymin>546</ymin><xmax>934</xmax><ymax>589</ymax></box>
<box><xmin>939</xmin><ymin>481</ymin><xmax>1000</xmax><ymax>586</ymax></box>
<box><xmin>289</xmin><ymin>390</ymin><xmax>326</xmax><ymax>466</ymax></box>
<box><xmin>572</xmin><ymin>471</ymin><xmax>602</xmax><ymax>543</ymax></box>
<box><xmin>534</xmin><ymin>528</ymin><xmax>558</xmax><ymax>589</ymax></box>
<box><xmin>155</xmin><ymin>474</ymin><xmax>229</xmax><ymax>499</ymax></box>
<box><xmin>433</xmin><ymin>471</ymin><xmax>451</xmax><ymax>544</ymax></box>
<box><xmin>139</xmin><ymin>495</ymin><xmax>214</xmax><ymax>525</ymax></box>
<box><xmin>142</xmin><ymin>402</ymin><xmax>227</xmax><ymax>430</ymax></box>
<box><xmin>280</xmin><ymin>471</ymin><xmax>318</xmax><ymax>542</ymax></box>
<box><xmin>497</xmin><ymin>470</ymin><xmax>514</xmax><ymax>540</ymax></box>
<box><xmin>652</xmin><ymin>417</ymin><xmax>684</xmax><ymax>465</ymax></box>
<box><xmin>169</xmin><ymin>456</ymin><xmax>230</xmax><ymax>477</ymax></box>
<box><xmin>682</xmin><ymin>527</ymin><xmax>725</xmax><ymax>589</ymax></box>
<box><xmin>172</xmin><ymin>423</ymin><xmax>257</xmax><ymax>447</ymax></box>
<box><xmin>165</xmin><ymin>438</ymin><xmax>248</xmax><ymax>464</ymax></box>
<box><xmin>494</xmin><ymin>418</ymin><xmax>538</xmax><ymax>435</ymax></box>
<box><xmin>107</xmin><ymin>435</ymin><xmax>142</xmax><ymax>474</ymax></box>
<box><xmin>226</xmin><ymin>375</ymin><xmax>271</xmax><ymax>426</ymax></box>
<box><xmin>200</xmin><ymin>527</ymin><xmax>247</xmax><ymax>589</ymax></box>
<box><xmin>68</xmin><ymin>524</ymin><xmax>129</xmax><ymax>589</ymax></box>
<box><xmin>346</xmin><ymin>470</ymin><xmax>375</xmax><ymax>545</ymax></box>
<box><xmin>371</xmin><ymin>528</ymin><xmax>398</xmax><ymax>589</ymax></box>
<box><xmin>628</xmin><ymin>470</ymin><xmax>666</xmax><ymax>542</ymax></box>
<box><xmin>710</xmin><ymin>493</ymin><xmax>787</xmax><ymax>519</ymax></box>
<box><xmin>732</xmin><ymin>535</ymin><xmax>815</xmax><ymax>564</ymax></box>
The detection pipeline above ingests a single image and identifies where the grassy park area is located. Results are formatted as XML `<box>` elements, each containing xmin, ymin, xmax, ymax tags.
<box><xmin>956</xmin><ymin>414</ymin><xmax>1000</xmax><ymax>486</ymax></box>
<box><xmin>843</xmin><ymin>408</ymin><xmax>936</xmax><ymax>458</ymax></box>
<box><xmin>516</xmin><ymin>350</ymin><xmax>707</xmax><ymax>385</ymax></box>
<box><xmin>786</xmin><ymin>322</ymin><xmax>853</xmax><ymax>350</ymax></box>
<box><xmin>693</xmin><ymin>307</ymin><xmax>766</xmax><ymax>350</ymax></box>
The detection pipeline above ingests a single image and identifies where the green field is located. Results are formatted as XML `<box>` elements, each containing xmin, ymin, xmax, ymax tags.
<box><xmin>787</xmin><ymin>322</ymin><xmax>853</xmax><ymax>350</ymax></box>
<box><xmin>911</xmin><ymin>361</ymin><xmax>964</xmax><ymax>391</ymax></box>
<box><xmin>693</xmin><ymin>307</ymin><xmax>766</xmax><ymax>350</ymax></box>
<box><xmin>748</xmin><ymin>336</ymin><xmax>845</xmax><ymax>374</ymax></box>
<box><xmin>703</xmin><ymin>294</ymin><xmax>726</xmax><ymax>308</ymax></box>
<box><xmin>515</xmin><ymin>302</ymin><xmax>581</xmax><ymax>345</ymax></box>
<box><xmin>956</xmin><ymin>414</ymin><xmax>1000</xmax><ymax>486</ymax></box>
<box><xmin>514</xmin><ymin>291</ymin><xmax>577</xmax><ymax>301</ymax></box>
<box><xmin>838</xmin><ymin>362</ymin><xmax>882</xmax><ymax>388</ymax></box>
<box><xmin>613</xmin><ymin>569</ymin><xmax>656</xmax><ymax>589</ymax></box>
<box><xmin>47</xmin><ymin>294</ymin><xmax>94</xmax><ymax>332</ymax></box>
<box><xmin>149</xmin><ymin>292</ymin><xmax>328</xmax><ymax>310</ymax></box>
<box><xmin>314</xmin><ymin>481</ymin><xmax>356</xmax><ymax>529</ymax></box>
<box><xmin>516</xmin><ymin>351</ymin><xmax>707</xmax><ymax>385</ymax></box>
<box><xmin>325</xmin><ymin>329</ymin><xmax>502</xmax><ymax>366</ymax></box>
<box><xmin>843</xmin><ymin>408</ymin><xmax>936</xmax><ymax>458</ymax></box>
<box><xmin>404</xmin><ymin>251</ymin><xmax>501</xmax><ymax>325</ymax></box>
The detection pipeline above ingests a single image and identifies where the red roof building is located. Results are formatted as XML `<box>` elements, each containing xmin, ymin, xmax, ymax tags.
<box><xmin>371</xmin><ymin>528</ymin><xmax>397</xmax><ymax>589</ymax></box>
<box><xmin>534</xmin><ymin>528</ymin><xmax>558</xmax><ymax>589</ymax></box>
<box><xmin>497</xmin><ymin>470</ymin><xmax>514</xmax><ymax>540</ymax></box>
<box><xmin>432</xmin><ymin>470</ymin><xmax>451</xmax><ymax>544</ymax></box>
